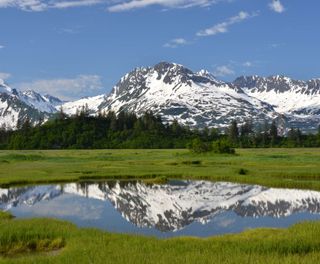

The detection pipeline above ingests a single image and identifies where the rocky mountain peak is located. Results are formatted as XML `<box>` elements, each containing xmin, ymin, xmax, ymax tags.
<box><xmin>197</xmin><ymin>69</ymin><xmax>216</xmax><ymax>80</ymax></box>
<box><xmin>43</xmin><ymin>94</ymin><xmax>63</xmax><ymax>105</ymax></box>
<box><xmin>307</xmin><ymin>79</ymin><xmax>320</xmax><ymax>95</ymax></box>
<box><xmin>0</xmin><ymin>62</ymin><xmax>319</xmax><ymax>132</ymax></box>
<box><xmin>0</xmin><ymin>79</ymin><xmax>18</xmax><ymax>96</ymax></box>
<box><xmin>153</xmin><ymin>62</ymin><xmax>195</xmax><ymax>86</ymax></box>
<box><xmin>233</xmin><ymin>75</ymin><xmax>306</xmax><ymax>93</ymax></box>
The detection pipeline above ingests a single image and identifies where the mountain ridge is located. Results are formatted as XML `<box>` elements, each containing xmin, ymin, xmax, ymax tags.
<box><xmin>0</xmin><ymin>62</ymin><xmax>319</xmax><ymax>131</ymax></box>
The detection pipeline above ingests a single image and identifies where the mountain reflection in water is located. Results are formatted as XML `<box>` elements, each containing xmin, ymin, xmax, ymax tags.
<box><xmin>1</xmin><ymin>180</ymin><xmax>320</xmax><ymax>237</ymax></box>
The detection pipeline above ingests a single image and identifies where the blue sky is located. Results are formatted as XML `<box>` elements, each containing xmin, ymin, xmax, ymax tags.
<box><xmin>0</xmin><ymin>0</ymin><xmax>319</xmax><ymax>100</ymax></box>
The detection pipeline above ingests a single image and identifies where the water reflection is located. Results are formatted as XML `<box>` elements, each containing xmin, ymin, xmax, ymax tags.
<box><xmin>1</xmin><ymin>180</ymin><xmax>320</xmax><ymax>237</ymax></box>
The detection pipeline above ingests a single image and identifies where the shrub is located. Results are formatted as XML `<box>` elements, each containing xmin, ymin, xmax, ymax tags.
<box><xmin>212</xmin><ymin>138</ymin><xmax>235</xmax><ymax>154</ymax></box>
<box><xmin>238</xmin><ymin>168</ymin><xmax>248</xmax><ymax>175</ymax></box>
<box><xmin>182</xmin><ymin>160</ymin><xmax>202</xmax><ymax>165</ymax></box>
<box><xmin>187</xmin><ymin>138</ymin><xmax>212</xmax><ymax>153</ymax></box>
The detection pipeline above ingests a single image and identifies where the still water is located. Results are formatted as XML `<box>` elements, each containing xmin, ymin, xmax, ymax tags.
<box><xmin>1</xmin><ymin>180</ymin><xmax>320</xmax><ymax>238</ymax></box>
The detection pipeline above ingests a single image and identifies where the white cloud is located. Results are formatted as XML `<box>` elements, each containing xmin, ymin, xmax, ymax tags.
<box><xmin>163</xmin><ymin>38</ymin><xmax>188</xmax><ymax>48</ymax></box>
<box><xmin>0</xmin><ymin>45</ymin><xmax>4</xmax><ymax>49</ymax></box>
<box><xmin>269</xmin><ymin>0</ymin><xmax>285</xmax><ymax>13</ymax></box>
<box><xmin>52</xmin><ymin>0</ymin><xmax>103</xmax><ymax>9</ymax></box>
<box><xmin>0</xmin><ymin>0</ymin><xmax>227</xmax><ymax>11</ymax></box>
<box><xmin>243</xmin><ymin>61</ymin><xmax>252</xmax><ymax>67</ymax></box>
<box><xmin>16</xmin><ymin>75</ymin><xmax>103</xmax><ymax>100</ymax></box>
<box><xmin>0</xmin><ymin>0</ymin><xmax>103</xmax><ymax>11</ymax></box>
<box><xmin>197</xmin><ymin>11</ymin><xmax>257</xmax><ymax>37</ymax></box>
<box><xmin>0</xmin><ymin>72</ymin><xmax>11</xmax><ymax>80</ymax></box>
<box><xmin>213</xmin><ymin>65</ymin><xmax>234</xmax><ymax>77</ymax></box>
<box><xmin>108</xmin><ymin>0</ymin><xmax>220</xmax><ymax>12</ymax></box>
<box><xmin>166</xmin><ymin>11</ymin><xmax>256</xmax><ymax>48</ymax></box>
<box><xmin>0</xmin><ymin>0</ymin><xmax>47</xmax><ymax>11</ymax></box>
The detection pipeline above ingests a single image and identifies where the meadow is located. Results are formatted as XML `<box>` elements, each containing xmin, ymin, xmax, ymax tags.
<box><xmin>0</xmin><ymin>148</ymin><xmax>320</xmax><ymax>190</ymax></box>
<box><xmin>1</xmin><ymin>212</ymin><xmax>320</xmax><ymax>263</ymax></box>
<box><xmin>1</xmin><ymin>148</ymin><xmax>320</xmax><ymax>263</ymax></box>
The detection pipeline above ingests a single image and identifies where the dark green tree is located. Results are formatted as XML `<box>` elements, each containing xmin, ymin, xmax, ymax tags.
<box><xmin>228</xmin><ymin>120</ymin><xmax>239</xmax><ymax>146</ymax></box>
<box><xmin>270</xmin><ymin>120</ymin><xmax>278</xmax><ymax>147</ymax></box>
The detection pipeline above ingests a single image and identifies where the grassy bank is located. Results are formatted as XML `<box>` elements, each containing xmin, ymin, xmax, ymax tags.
<box><xmin>1</xmin><ymin>212</ymin><xmax>320</xmax><ymax>263</ymax></box>
<box><xmin>0</xmin><ymin>148</ymin><xmax>320</xmax><ymax>190</ymax></box>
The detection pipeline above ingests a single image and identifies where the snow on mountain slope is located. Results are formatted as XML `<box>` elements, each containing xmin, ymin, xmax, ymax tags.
<box><xmin>99</xmin><ymin>62</ymin><xmax>277</xmax><ymax>128</ymax></box>
<box><xmin>233</xmin><ymin>75</ymin><xmax>320</xmax><ymax>115</ymax></box>
<box><xmin>0</xmin><ymin>80</ymin><xmax>50</xmax><ymax>129</ymax></box>
<box><xmin>0</xmin><ymin>96</ymin><xmax>20</xmax><ymax>129</ymax></box>
<box><xmin>2</xmin><ymin>180</ymin><xmax>320</xmax><ymax>232</ymax></box>
<box><xmin>233</xmin><ymin>75</ymin><xmax>320</xmax><ymax>131</ymax></box>
<box><xmin>19</xmin><ymin>90</ymin><xmax>62</xmax><ymax>113</ymax></box>
<box><xmin>1</xmin><ymin>62</ymin><xmax>320</xmax><ymax>131</ymax></box>
<box><xmin>60</xmin><ymin>95</ymin><xmax>105</xmax><ymax>115</ymax></box>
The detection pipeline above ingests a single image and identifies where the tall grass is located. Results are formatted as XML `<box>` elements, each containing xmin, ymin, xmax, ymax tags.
<box><xmin>0</xmin><ymin>148</ymin><xmax>320</xmax><ymax>190</ymax></box>
<box><xmin>1</xmin><ymin>215</ymin><xmax>320</xmax><ymax>263</ymax></box>
<box><xmin>0</xmin><ymin>217</ymin><xmax>67</xmax><ymax>257</ymax></box>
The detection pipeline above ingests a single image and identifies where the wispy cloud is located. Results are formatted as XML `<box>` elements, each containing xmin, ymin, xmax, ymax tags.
<box><xmin>270</xmin><ymin>43</ymin><xmax>285</xmax><ymax>49</ymax></box>
<box><xmin>52</xmin><ymin>0</ymin><xmax>103</xmax><ymax>9</ymax></box>
<box><xmin>0</xmin><ymin>0</ymin><xmax>103</xmax><ymax>11</ymax></box>
<box><xmin>108</xmin><ymin>0</ymin><xmax>221</xmax><ymax>12</ymax></box>
<box><xmin>213</xmin><ymin>65</ymin><xmax>235</xmax><ymax>77</ymax></box>
<box><xmin>163</xmin><ymin>38</ymin><xmax>188</xmax><ymax>48</ymax></box>
<box><xmin>0</xmin><ymin>72</ymin><xmax>11</xmax><ymax>80</ymax></box>
<box><xmin>0</xmin><ymin>0</ymin><xmax>47</xmax><ymax>11</ymax></box>
<box><xmin>0</xmin><ymin>0</ymin><xmax>229</xmax><ymax>11</ymax></box>
<box><xmin>16</xmin><ymin>75</ymin><xmax>103</xmax><ymax>100</ymax></box>
<box><xmin>0</xmin><ymin>45</ymin><xmax>4</xmax><ymax>49</ymax></box>
<box><xmin>269</xmin><ymin>0</ymin><xmax>285</xmax><ymax>13</ymax></box>
<box><xmin>243</xmin><ymin>61</ymin><xmax>252</xmax><ymax>67</ymax></box>
<box><xmin>0</xmin><ymin>0</ymin><xmax>287</xmax><ymax>14</ymax></box>
<box><xmin>164</xmin><ymin>10</ymin><xmax>258</xmax><ymax>48</ymax></box>
<box><xmin>197</xmin><ymin>11</ymin><xmax>257</xmax><ymax>37</ymax></box>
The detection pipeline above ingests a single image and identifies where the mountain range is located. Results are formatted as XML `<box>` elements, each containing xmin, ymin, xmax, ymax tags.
<box><xmin>1</xmin><ymin>180</ymin><xmax>320</xmax><ymax>232</ymax></box>
<box><xmin>1</xmin><ymin>62</ymin><xmax>319</xmax><ymax>132</ymax></box>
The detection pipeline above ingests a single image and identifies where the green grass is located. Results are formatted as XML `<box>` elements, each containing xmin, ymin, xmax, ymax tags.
<box><xmin>1</xmin><ymin>149</ymin><xmax>320</xmax><ymax>262</ymax></box>
<box><xmin>0</xmin><ymin>211</ymin><xmax>13</xmax><ymax>221</ymax></box>
<box><xmin>0</xmin><ymin>148</ymin><xmax>320</xmax><ymax>190</ymax></box>
<box><xmin>1</xmin><ymin>213</ymin><xmax>320</xmax><ymax>263</ymax></box>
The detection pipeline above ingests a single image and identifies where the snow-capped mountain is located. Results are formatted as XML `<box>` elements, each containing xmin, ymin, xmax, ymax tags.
<box><xmin>1</xmin><ymin>180</ymin><xmax>320</xmax><ymax>232</ymax></box>
<box><xmin>0</xmin><ymin>79</ymin><xmax>54</xmax><ymax>129</ymax></box>
<box><xmin>62</xmin><ymin>62</ymin><xmax>320</xmax><ymax>131</ymax></box>
<box><xmin>96</xmin><ymin>62</ymin><xmax>277</xmax><ymax>128</ymax></box>
<box><xmin>233</xmin><ymin>75</ymin><xmax>320</xmax><ymax>130</ymax></box>
<box><xmin>1</xmin><ymin>62</ymin><xmax>320</xmax><ymax>131</ymax></box>
<box><xmin>19</xmin><ymin>90</ymin><xmax>63</xmax><ymax>113</ymax></box>
<box><xmin>233</xmin><ymin>75</ymin><xmax>320</xmax><ymax>114</ymax></box>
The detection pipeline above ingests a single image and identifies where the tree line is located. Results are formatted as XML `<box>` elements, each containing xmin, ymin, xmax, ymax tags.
<box><xmin>227</xmin><ymin>120</ymin><xmax>320</xmax><ymax>148</ymax></box>
<box><xmin>0</xmin><ymin>108</ymin><xmax>319</xmax><ymax>150</ymax></box>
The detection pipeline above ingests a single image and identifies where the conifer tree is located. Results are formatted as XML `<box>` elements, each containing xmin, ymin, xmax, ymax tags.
<box><xmin>270</xmin><ymin>120</ymin><xmax>278</xmax><ymax>147</ymax></box>
<box><xmin>228</xmin><ymin>120</ymin><xmax>239</xmax><ymax>146</ymax></box>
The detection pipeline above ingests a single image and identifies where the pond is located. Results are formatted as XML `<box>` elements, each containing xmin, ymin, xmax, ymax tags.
<box><xmin>1</xmin><ymin>180</ymin><xmax>320</xmax><ymax>238</ymax></box>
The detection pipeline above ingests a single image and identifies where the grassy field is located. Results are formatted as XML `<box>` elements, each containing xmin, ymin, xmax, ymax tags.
<box><xmin>1</xmin><ymin>212</ymin><xmax>320</xmax><ymax>263</ymax></box>
<box><xmin>1</xmin><ymin>148</ymin><xmax>320</xmax><ymax>262</ymax></box>
<box><xmin>0</xmin><ymin>148</ymin><xmax>320</xmax><ymax>190</ymax></box>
